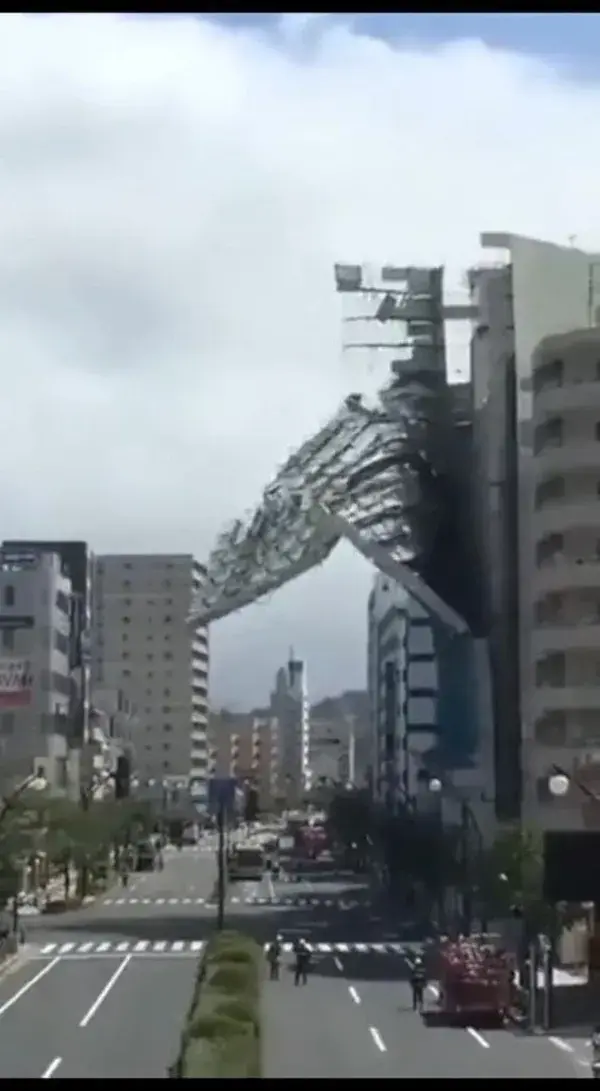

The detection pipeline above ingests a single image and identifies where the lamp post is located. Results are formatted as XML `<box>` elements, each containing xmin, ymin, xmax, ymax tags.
<box><xmin>428</xmin><ymin>777</ymin><xmax>484</xmax><ymax>935</ymax></box>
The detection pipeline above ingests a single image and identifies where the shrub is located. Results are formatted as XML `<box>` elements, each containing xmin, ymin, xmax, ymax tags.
<box><xmin>172</xmin><ymin>931</ymin><xmax>263</xmax><ymax>1078</ymax></box>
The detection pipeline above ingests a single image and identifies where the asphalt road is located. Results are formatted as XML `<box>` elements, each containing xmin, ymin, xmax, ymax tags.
<box><xmin>0</xmin><ymin>847</ymin><xmax>592</xmax><ymax>1078</ymax></box>
<box><xmin>252</xmin><ymin>865</ymin><xmax>592</xmax><ymax>1079</ymax></box>
<box><xmin>0</xmin><ymin>842</ymin><xmax>220</xmax><ymax>1078</ymax></box>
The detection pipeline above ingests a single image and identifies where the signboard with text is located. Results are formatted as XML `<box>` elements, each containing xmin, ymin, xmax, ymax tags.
<box><xmin>0</xmin><ymin>658</ymin><xmax>32</xmax><ymax>709</ymax></box>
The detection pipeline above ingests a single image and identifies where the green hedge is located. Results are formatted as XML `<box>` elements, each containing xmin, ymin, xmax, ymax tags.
<box><xmin>170</xmin><ymin>931</ymin><xmax>263</xmax><ymax>1079</ymax></box>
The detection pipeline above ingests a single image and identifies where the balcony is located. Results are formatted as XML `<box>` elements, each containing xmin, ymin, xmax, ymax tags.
<box><xmin>533</xmin><ymin>442</ymin><xmax>600</xmax><ymax>478</ymax></box>
<box><xmin>533</xmin><ymin>621</ymin><xmax>600</xmax><ymax>655</ymax></box>
<box><xmin>534</xmin><ymin>502</ymin><xmax>600</xmax><ymax>537</ymax></box>
<box><xmin>533</xmin><ymin>686</ymin><xmax>600</xmax><ymax>715</ymax></box>
<box><xmin>534</xmin><ymin>559</ymin><xmax>600</xmax><ymax>596</ymax></box>
<box><xmin>534</xmin><ymin>381</ymin><xmax>600</xmax><ymax>419</ymax></box>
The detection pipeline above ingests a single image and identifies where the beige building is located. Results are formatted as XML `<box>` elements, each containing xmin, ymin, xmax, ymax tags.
<box><xmin>91</xmin><ymin>554</ymin><xmax>209</xmax><ymax>792</ymax></box>
<box><xmin>208</xmin><ymin>712</ymin><xmax>279</xmax><ymax>809</ymax></box>
<box><xmin>530</xmin><ymin>328</ymin><xmax>600</xmax><ymax>825</ymax></box>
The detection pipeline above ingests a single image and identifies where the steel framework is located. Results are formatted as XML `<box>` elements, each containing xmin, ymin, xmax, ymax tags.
<box><xmin>190</xmin><ymin>265</ymin><xmax>469</xmax><ymax>634</ymax></box>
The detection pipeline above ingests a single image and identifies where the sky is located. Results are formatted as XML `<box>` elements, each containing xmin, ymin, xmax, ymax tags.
<box><xmin>3</xmin><ymin>12</ymin><xmax>600</xmax><ymax>708</ymax></box>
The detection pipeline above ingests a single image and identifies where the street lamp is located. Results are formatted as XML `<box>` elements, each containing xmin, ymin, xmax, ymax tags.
<box><xmin>548</xmin><ymin>773</ymin><xmax>570</xmax><ymax>798</ymax></box>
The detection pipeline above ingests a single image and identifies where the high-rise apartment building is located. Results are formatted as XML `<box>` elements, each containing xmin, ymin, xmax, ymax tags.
<box><xmin>469</xmin><ymin>233</ymin><xmax>600</xmax><ymax>831</ymax></box>
<box><xmin>91</xmin><ymin>554</ymin><xmax>209</xmax><ymax>793</ymax></box>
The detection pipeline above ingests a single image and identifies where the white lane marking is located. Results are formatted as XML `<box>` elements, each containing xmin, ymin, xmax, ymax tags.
<box><xmin>337</xmin><ymin>943</ymin><xmax>349</xmax><ymax>953</ymax></box>
<box><xmin>355</xmin><ymin>943</ymin><xmax>368</xmax><ymax>953</ymax></box>
<box><xmin>168</xmin><ymin>898</ymin><xmax>178</xmax><ymax>905</ymax></box>
<box><xmin>78</xmin><ymin>943</ymin><xmax>94</xmax><ymax>954</ymax></box>
<box><xmin>467</xmin><ymin>1027</ymin><xmax>490</xmax><ymax>1049</ymax></box>
<box><xmin>369</xmin><ymin>1026</ymin><xmax>387</xmax><ymax>1052</ymax></box>
<box><xmin>155</xmin><ymin>898</ymin><xmax>165</xmax><ymax>905</ymax></box>
<box><xmin>153</xmin><ymin>941</ymin><xmax>167</xmax><ymax>952</ymax></box>
<box><xmin>349</xmin><ymin>985</ymin><xmax>361</xmax><ymax>1005</ymax></box>
<box><xmin>134</xmin><ymin>941</ymin><xmax>149</xmax><ymax>952</ymax></box>
<box><xmin>97</xmin><ymin>942</ymin><xmax>111</xmax><ymax>953</ymax></box>
<box><xmin>182</xmin><ymin>897</ymin><xmax>192</xmax><ymax>904</ymax></box>
<box><xmin>79</xmin><ymin>955</ymin><xmax>132</xmax><ymax>1028</ymax></box>
<box><xmin>549</xmin><ymin>1036</ymin><xmax>574</xmax><ymax>1053</ymax></box>
<box><xmin>129</xmin><ymin>898</ymin><xmax>138</xmax><ymax>905</ymax></box>
<box><xmin>116</xmin><ymin>942</ymin><xmax>130</xmax><ymax>953</ymax></box>
<box><xmin>172</xmin><ymin>941</ymin><xmax>184</xmax><ymax>952</ymax></box>
<box><xmin>41</xmin><ymin>1056</ymin><xmax>62</xmax><ymax>1079</ymax></box>
<box><xmin>190</xmin><ymin>941</ymin><xmax>205</xmax><ymax>953</ymax></box>
<box><xmin>0</xmin><ymin>957</ymin><xmax>61</xmax><ymax>1018</ymax></box>
<box><xmin>115</xmin><ymin>899</ymin><xmax>125</xmax><ymax>906</ymax></box>
<box><xmin>334</xmin><ymin>957</ymin><xmax>343</xmax><ymax>971</ymax></box>
<box><xmin>58</xmin><ymin>943</ymin><xmax>75</xmax><ymax>954</ymax></box>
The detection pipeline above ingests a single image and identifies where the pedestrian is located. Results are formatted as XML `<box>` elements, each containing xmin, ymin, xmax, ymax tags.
<box><xmin>294</xmin><ymin>939</ymin><xmax>310</xmax><ymax>986</ymax></box>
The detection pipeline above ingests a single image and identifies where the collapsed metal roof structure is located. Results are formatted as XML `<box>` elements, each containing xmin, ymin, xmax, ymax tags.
<box><xmin>190</xmin><ymin>265</ymin><xmax>473</xmax><ymax>635</ymax></box>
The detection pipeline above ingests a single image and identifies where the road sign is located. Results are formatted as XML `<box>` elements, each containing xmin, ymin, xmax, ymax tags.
<box><xmin>208</xmin><ymin>777</ymin><xmax>237</xmax><ymax>816</ymax></box>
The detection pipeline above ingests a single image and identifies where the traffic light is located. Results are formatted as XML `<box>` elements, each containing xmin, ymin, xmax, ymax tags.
<box><xmin>114</xmin><ymin>754</ymin><xmax>131</xmax><ymax>800</ymax></box>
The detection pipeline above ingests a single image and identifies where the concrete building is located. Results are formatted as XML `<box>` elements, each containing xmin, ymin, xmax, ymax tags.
<box><xmin>469</xmin><ymin>233</ymin><xmax>600</xmax><ymax>831</ymax></box>
<box><xmin>528</xmin><ymin>327</ymin><xmax>600</xmax><ymax>827</ymax></box>
<box><xmin>309</xmin><ymin>717</ymin><xmax>356</xmax><ymax>787</ymax></box>
<box><xmin>208</xmin><ymin>712</ymin><xmax>280</xmax><ymax>810</ymax></box>
<box><xmin>0</xmin><ymin>548</ymin><xmax>80</xmax><ymax>795</ymax></box>
<box><xmin>91</xmin><ymin>554</ymin><xmax>209</xmax><ymax>795</ymax></box>
<box><xmin>367</xmin><ymin>574</ymin><xmax>438</xmax><ymax>813</ymax></box>
<box><xmin>269</xmin><ymin>656</ymin><xmax>311</xmax><ymax>803</ymax></box>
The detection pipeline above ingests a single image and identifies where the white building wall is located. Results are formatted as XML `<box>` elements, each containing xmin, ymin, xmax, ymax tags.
<box><xmin>478</xmin><ymin>233</ymin><xmax>600</xmax><ymax>829</ymax></box>
<box><xmin>91</xmin><ymin>554</ymin><xmax>209</xmax><ymax>791</ymax></box>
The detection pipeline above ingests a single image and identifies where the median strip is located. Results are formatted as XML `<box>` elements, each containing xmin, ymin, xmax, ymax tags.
<box><xmin>170</xmin><ymin>930</ymin><xmax>262</xmax><ymax>1079</ymax></box>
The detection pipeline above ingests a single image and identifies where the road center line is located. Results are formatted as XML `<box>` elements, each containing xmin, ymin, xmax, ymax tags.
<box><xmin>348</xmin><ymin>985</ymin><xmax>361</xmax><ymax>1005</ymax></box>
<box><xmin>0</xmin><ymin>957</ymin><xmax>61</xmax><ymax>1018</ymax></box>
<box><xmin>41</xmin><ymin>1056</ymin><xmax>62</xmax><ymax>1079</ymax></box>
<box><xmin>334</xmin><ymin>957</ymin><xmax>343</xmax><ymax>971</ymax></box>
<box><xmin>369</xmin><ymin>1026</ymin><xmax>387</xmax><ymax>1052</ymax></box>
<box><xmin>79</xmin><ymin>955</ymin><xmax>132</xmax><ymax>1028</ymax></box>
<box><xmin>467</xmin><ymin>1027</ymin><xmax>490</xmax><ymax>1049</ymax></box>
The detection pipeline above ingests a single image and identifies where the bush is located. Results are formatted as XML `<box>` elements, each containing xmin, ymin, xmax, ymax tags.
<box><xmin>171</xmin><ymin>931</ymin><xmax>262</xmax><ymax>1078</ymax></box>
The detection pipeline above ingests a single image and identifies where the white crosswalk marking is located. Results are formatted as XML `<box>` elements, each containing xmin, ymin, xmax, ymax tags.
<box><xmin>34</xmin><ymin>939</ymin><xmax>411</xmax><ymax>959</ymax></box>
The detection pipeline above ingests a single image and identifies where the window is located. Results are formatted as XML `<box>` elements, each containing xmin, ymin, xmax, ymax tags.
<box><xmin>146</xmin><ymin>634</ymin><xmax>153</xmax><ymax>641</ymax></box>
<box><xmin>163</xmin><ymin>743</ymin><xmax>171</xmax><ymax>751</ymax></box>
<box><xmin>163</xmin><ymin>761</ymin><xmax>171</xmax><ymax>771</ymax></box>
<box><xmin>164</xmin><ymin>652</ymin><xmax>173</xmax><ymax>661</ymax></box>
<box><xmin>534</xmin><ymin>416</ymin><xmax>563</xmax><ymax>454</ymax></box>
<box><xmin>54</xmin><ymin>630</ymin><xmax>69</xmax><ymax>656</ymax></box>
<box><xmin>122</xmin><ymin>669</ymin><xmax>131</xmax><ymax>677</ymax></box>
<box><xmin>536</xmin><ymin>533</ymin><xmax>564</xmax><ymax>567</ymax></box>
<box><xmin>55</xmin><ymin>589</ymin><xmax>69</xmax><ymax>613</ymax></box>
<box><xmin>124</xmin><ymin>562</ymin><xmax>132</xmax><ymax>570</ymax></box>
<box><xmin>123</xmin><ymin>598</ymin><xmax>132</xmax><ymax>606</ymax></box>
<box><xmin>122</xmin><ymin>616</ymin><xmax>131</xmax><ymax>625</ymax></box>
<box><xmin>164</xmin><ymin>615</ymin><xmax>172</xmax><ymax>623</ymax></box>
<box><xmin>162</xmin><ymin>580</ymin><xmax>172</xmax><ymax>589</ymax></box>
<box><xmin>1</xmin><ymin>630</ymin><xmax>14</xmax><ymax>651</ymax></box>
<box><xmin>122</xmin><ymin>580</ymin><xmax>131</xmax><ymax>589</ymax></box>
<box><xmin>122</xmin><ymin>633</ymin><xmax>128</xmax><ymax>643</ymax></box>
<box><xmin>164</xmin><ymin>723</ymin><xmax>173</xmax><ymax>732</ymax></box>
<box><xmin>147</xmin><ymin>654</ymin><xmax>154</xmax><ymax>662</ymax></box>
<box><xmin>147</xmin><ymin>672</ymin><xmax>154</xmax><ymax>679</ymax></box>
<box><xmin>164</xmin><ymin>688</ymin><xmax>171</xmax><ymax>697</ymax></box>
<box><xmin>3</xmin><ymin>585</ymin><xmax>15</xmax><ymax>608</ymax></box>
<box><xmin>122</xmin><ymin>652</ymin><xmax>130</xmax><ymax>660</ymax></box>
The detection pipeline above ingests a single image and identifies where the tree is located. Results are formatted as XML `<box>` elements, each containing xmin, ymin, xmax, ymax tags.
<box><xmin>479</xmin><ymin>826</ymin><xmax>553</xmax><ymax>933</ymax></box>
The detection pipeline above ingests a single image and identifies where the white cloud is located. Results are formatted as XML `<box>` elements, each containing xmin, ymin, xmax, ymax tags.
<box><xmin>1</xmin><ymin>14</ymin><xmax>599</xmax><ymax>706</ymax></box>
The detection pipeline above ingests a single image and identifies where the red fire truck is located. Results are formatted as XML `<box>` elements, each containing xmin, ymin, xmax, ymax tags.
<box><xmin>434</xmin><ymin>936</ymin><xmax>513</xmax><ymax>1025</ymax></box>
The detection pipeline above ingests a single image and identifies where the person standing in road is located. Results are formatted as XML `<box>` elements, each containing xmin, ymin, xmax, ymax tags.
<box><xmin>410</xmin><ymin>956</ymin><xmax>427</xmax><ymax>1012</ymax></box>
<box><xmin>267</xmin><ymin>935</ymin><xmax>282</xmax><ymax>981</ymax></box>
<box><xmin>294</xmin><ymin>939</ymin><xmax>310</xmax><ymax>986</ymax></box>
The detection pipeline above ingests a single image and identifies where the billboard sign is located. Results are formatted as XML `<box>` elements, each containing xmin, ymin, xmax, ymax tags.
<box><xmin>0</xmin><ymin>658</ymin><xmax>32</xmax><ymax>709</ymax></box>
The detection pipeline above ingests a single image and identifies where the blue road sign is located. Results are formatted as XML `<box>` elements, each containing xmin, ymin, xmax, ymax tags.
<box><xmin>208</xmin><ymin>777</ymin><xmax>237</xmax><ymax>816</ymax></box>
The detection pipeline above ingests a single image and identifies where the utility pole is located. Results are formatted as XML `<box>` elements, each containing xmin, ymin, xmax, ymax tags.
<box><xmin>217</xmin><ymin>802</ymin><xmax>226</xmax><ymax>931</ymax></box>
